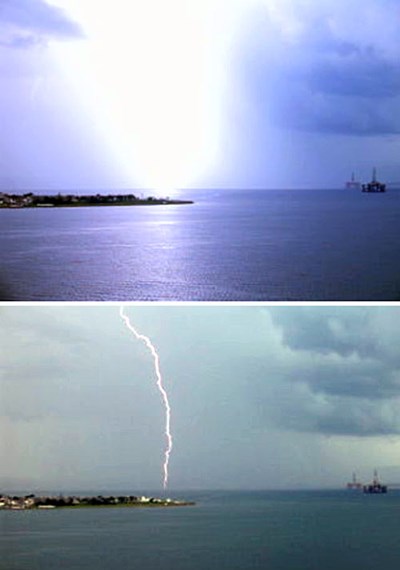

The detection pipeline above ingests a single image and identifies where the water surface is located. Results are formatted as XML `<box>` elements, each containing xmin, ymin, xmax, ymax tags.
<box><xmin>2</xmin><ymin>490</ymin><xmax>400</xmax><ymax>570</ymax></box>
<box><xmin>1</xmin><ymin>189</ymin><xmax>399</xmax><ymax>300</ymax></box>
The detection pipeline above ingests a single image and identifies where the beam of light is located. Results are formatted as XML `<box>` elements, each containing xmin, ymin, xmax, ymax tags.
<box><xmin>46</xmin><ymin>0</ymin><xmax>260</xmax><ymax>192</ymax></box>
<box><xmin>119</xmin><ymin>306</ymin><xmax>172</xmax><ymax>489</ymax></box>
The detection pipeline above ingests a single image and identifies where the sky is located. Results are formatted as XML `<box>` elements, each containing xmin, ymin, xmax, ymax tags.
<box><xmin>2</xmin><ymin>304</ymin><xmax>400</xmax><ymax>492</ymax></box>
<box><xmin>1</xmin><ymin>0</ymin><xmax>400</xmax><ymax>191</ymax></box>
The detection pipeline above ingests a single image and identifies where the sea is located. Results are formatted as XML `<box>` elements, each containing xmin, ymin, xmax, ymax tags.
<box><xmin>2</xmin><ymin>490</ymin><xmax>400</xmax><ymax>570</ymax></box>
<box><xmin>1</xmin><ymin>189</ymin><xmax>400</xmax><ymax>301</ymax></box>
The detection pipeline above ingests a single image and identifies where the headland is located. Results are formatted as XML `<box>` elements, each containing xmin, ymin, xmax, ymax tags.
<box><xmin>0</xmin><ymin>493</ymin><xmax>195</xmax><ymax>510</ymax></box>
<box><xmin>0</xmin><ymin>192</ymin><xmax>193</xmax><ymax>209</ymax></box>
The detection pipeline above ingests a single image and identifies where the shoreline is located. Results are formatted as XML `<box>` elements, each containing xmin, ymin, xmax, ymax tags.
<box><xmin>0</xmin><ymin>192</ymin><xmax>194</xmax><ymax>209</ymax></box>
<box><xmin>0</xmin><ymin>493</ymin><xmax>195</xmax><ymax>510</ymax></box>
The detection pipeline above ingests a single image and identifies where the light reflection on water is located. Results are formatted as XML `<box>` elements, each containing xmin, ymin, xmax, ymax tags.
<box><xmin>1</xmin><ymin>189</ymin><xmax>400</xmax><ymax>301</ymax></box>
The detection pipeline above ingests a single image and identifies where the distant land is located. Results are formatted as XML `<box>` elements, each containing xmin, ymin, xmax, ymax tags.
<box><xmin>0</xmin><ymin>192</ymin><xmax>193</xmax><ymax>208</ymax></box>
<box><xmin>0</xmin><ymin>493</ymin><xmax>195</xmax><ymax>510</ymax></box>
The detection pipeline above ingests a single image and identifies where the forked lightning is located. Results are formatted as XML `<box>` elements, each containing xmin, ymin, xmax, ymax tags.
<box><xmin>119</xmin><ymin>306</ymin><xmax>172</xmax><ymax>489</ymax></box>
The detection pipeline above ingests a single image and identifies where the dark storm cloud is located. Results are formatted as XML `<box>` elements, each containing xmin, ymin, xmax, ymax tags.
<box><xmin>289</xmin><ymin>51</ymin><xmax>400</xmax><ymax>135</ymax></box>
<box><xmin>262</xmin><ymin>308</ymin><xmax>400</xmax><ymax>436</ymax></box>
<box><xmin>272</xmin><ymin>391</ymin><xmax>400</xmax><ymax>437</ymax></box>
<box><xmin>306</xmin><ymin>364</ymin><xmax>399</xmax><ymax>400</ymax></box>
<box><xmin>251</xmin><ymin>59</ymin><xmax>400</xmax><ymax>136</ymax></box>
<box><xmin>315</xmin><ymin>401</ymin><xmax>399</xmax><ymax>436</ymax></box>
<box><xmin>270</xmin><ymin>308</ymin><xmax>377</xmax><ymax>358</ymax></box>
<box><xmin>275</xmin><ymin>93</ymin><xmax>400</xmax><ymax>136</ymax></box>
<box><xmin>309</xmin><ymin>55</ymin><xmax>400</xmax><ymax>99</ymax></box>
<box><xmin>272</xmin><ymin>306</ymin><xmax>400</xmax><ymax>368</ymax></box>
<box><xmin>0</xmin><ymin>0</ymin><xmax>83</xmax><ymax>48</ymax></box>
<box><xmin>238</xmin><ymin>2</ymin><xmax>400</xmax><ymax>136</ymax></box>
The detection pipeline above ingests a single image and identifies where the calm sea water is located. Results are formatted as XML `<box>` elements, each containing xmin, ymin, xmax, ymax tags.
<box><xmin>2</xmin><ymin>490</ymin><xmax>400</xmax><ymax>570</ymax></box>
<box><xmin>1</xmin><ymin>189</ymin><xmax>400</xmax><ymax>301</ymax></box>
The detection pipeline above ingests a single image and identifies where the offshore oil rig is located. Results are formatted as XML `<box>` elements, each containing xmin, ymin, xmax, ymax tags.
<box><xmin>345</xmin><ymin>172</ymin><xmax>361</xmax><ymax>189</ymax></box>
<box><xmin>363</xmin><ymin>470</ymin><xmax>388</xmax><ymax>494</ymax></box>
<box><xmin>361</xmin><ymin>168</ymin><xmax>386</xmax><ymax>193</ymax></box>
<box><xmin>345</xmin><ymin>168</ymin><xmax>387</xmax><ymax>192</ymax></box>
<box><xmin>346</xmin><ymin>472</ymin><xmax>363</xmax><ymax>490</ymax></box>
<box><xmin>346</xmin><ymin>470</ymin><xmax>388</xmax><ymax>493</ymax></box>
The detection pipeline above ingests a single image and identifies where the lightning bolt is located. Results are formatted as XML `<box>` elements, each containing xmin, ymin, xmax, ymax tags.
<box><xmin>119</xmin><ymin>306</ymin><xmax>172</xmax><ymax>489</ymax></box>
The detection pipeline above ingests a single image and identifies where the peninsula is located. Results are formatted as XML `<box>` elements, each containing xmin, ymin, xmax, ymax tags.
<box><xmin>0</xmin><ymin>493</ymin><xmax>195</xmax><ymax>510</ymax></box>
<box><xmin>0</xmin><ymin>192</ymin><xmax>193</xmax><ymax>208</ymax></box>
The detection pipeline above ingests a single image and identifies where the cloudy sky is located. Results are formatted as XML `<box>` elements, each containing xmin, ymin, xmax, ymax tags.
<box><xmin>1</xmin><ymin>304</ymin><xmax>400</xmax><ymax>492</ymax></box>
<box><xmin>1</xmin><ymin>0</ymin><xmax>399</xmax><ymax>191</ymax></box>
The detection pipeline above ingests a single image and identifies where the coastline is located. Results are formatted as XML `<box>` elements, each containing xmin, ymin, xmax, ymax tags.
<box><xmin>0</xmin><ymin>493</ymin><xmax>195</xmax><ymax>510</ymax></box>
<box><xmin>0</xmin><ymin>192</ymin><xmax>194</xmax><ymax>209</ymax></box>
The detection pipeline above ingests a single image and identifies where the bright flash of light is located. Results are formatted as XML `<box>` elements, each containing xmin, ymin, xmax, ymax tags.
<box><xmin>47</xmin><ymin>0</ymin><xmax>258</xmax><ymax>192</ymax></box>
<box><xmin>119</xmin><ymin>306</ymin><xmax>172</xmax><ymax>489</ymax></box>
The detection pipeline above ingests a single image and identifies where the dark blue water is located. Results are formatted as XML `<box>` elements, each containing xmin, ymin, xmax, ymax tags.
<box><xmin>2</xmin><ymin>490</ymin><xmax>400</xmax><ymax>570</ymax></box>
<box><xmin>1</xmin><ymin>189</ymin><xmax>400</xmax><ymax>301</ymax></box>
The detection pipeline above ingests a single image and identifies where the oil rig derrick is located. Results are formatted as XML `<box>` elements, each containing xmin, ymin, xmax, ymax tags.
<box><xmin>361</xmin><ymin>168</ymin><xmax>386</xmax><ymax>193</ymax></box>
<box><xmin>346</xmin><ymin>172</ymin><xmax>361</xmax><ymax>189</ymax></box>
<box><xmin>346</xmin><ymin>472</ymin><xmax>363</xmax><ymax>489</ymax></box>
<box><xmin>363</xmin><ymin>469</ymin><xmax>388</xmax><ymax>494</ymax></box>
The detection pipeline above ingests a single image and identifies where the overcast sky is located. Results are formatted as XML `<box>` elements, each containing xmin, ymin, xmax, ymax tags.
<box><xmin>1</xmin><ymin>304</ymin><xmax>400</xmax><ymax>492</ymax></box>
<box><xmin>1</xmin><ymin>0</ymin><xmax>399</xmax><ymax>191</ymax></box>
